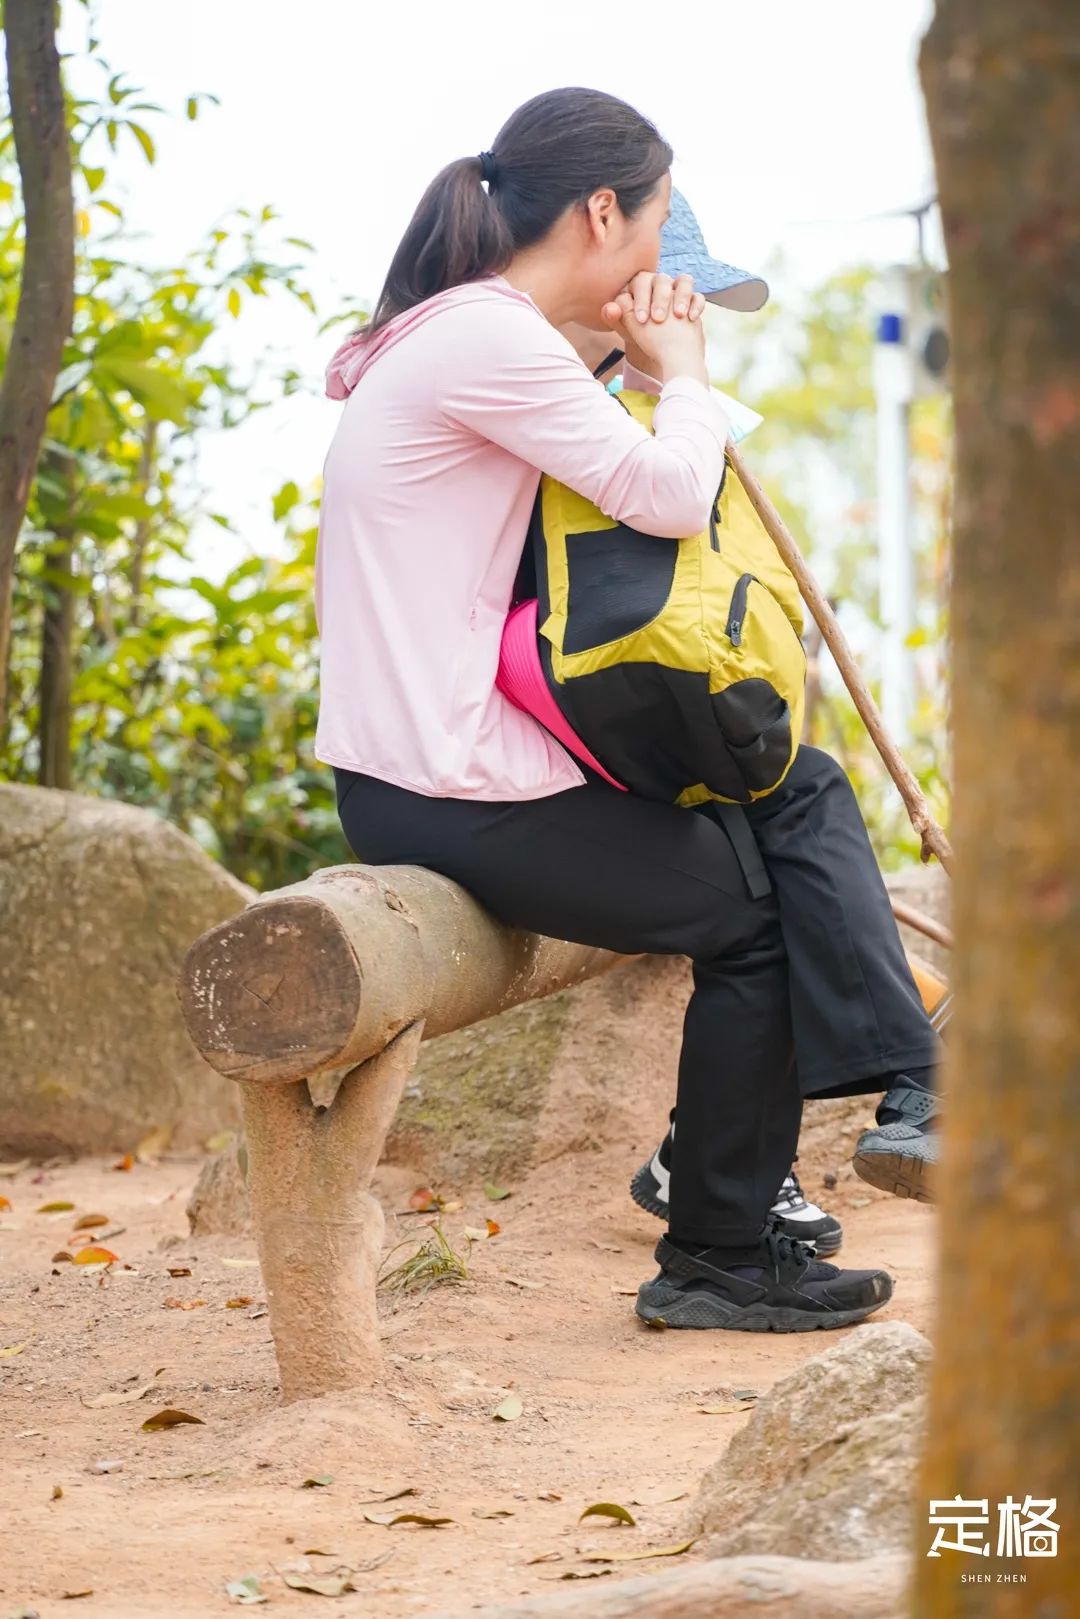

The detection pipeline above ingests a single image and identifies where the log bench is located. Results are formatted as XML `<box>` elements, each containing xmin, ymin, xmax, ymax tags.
<box><xmin>177</xmin><ymin>861</ymin><xmax>948</xmax><ymax>1404</ymax></box>
<box><xmin>177</xmin><ymin>862</ymin><xmax>629</xmax><ymax>1402</ymax></box>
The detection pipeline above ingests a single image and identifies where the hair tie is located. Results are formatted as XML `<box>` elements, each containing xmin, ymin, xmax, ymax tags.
<box><xmin>478</xmin><ymin>150</ymin><xmax>498</xmax><ymax>187</ymax></box>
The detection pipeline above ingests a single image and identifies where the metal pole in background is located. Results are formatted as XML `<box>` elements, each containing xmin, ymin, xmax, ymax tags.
<box><xmin>874</xmin><ymin>265</ymin><xmax>917</xmax><ymax>748</ymax></box>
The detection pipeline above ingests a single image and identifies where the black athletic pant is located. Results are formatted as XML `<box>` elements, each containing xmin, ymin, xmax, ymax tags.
<box><xmin>333</xmin><ymin>745</ymin><xmax>938</xmax><ymax>1246</ymax></box>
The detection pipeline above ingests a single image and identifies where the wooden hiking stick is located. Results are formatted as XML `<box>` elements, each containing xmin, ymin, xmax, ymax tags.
<box><xmin>727</xmin><ymin>443</ymin><xmax>954</xmax><ymax>876</ymax></box>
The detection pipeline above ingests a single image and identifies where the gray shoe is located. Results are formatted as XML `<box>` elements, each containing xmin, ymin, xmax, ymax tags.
<box><xmin>852</xmin><ymin>1084</ymin><xmax>938</xmax><ymax>1203</ymax></box>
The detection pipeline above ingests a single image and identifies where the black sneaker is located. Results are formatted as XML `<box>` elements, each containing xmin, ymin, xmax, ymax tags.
<box><xmin>852</xmin><ymin>1079</ymin><xmax>939</xmax><ymax>1203</ymax></box>
<box><xmin>630</xmin><ymin>1126</ymin><xmax>843</xmax><ymax>1255</ymax></box>
<box><xmin>635</xmin><ymin>1222</ymin><xmax>892</xmax><ymax>1333</ymax></box>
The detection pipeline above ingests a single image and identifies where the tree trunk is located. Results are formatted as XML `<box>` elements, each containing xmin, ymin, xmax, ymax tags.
<box><xmin>37</xmin><ymin>524</ymin><xmax>74</xmax><ymax>788</ymax></box>
<box><xmin>915</xmin><ymin>5</ymin><xmax>1080</xmax><ymax>1615</ymax></box>
<box><xmin>0</xmin><ymin>0</ymin><xmax>75</xmax><ymax>735</ymax></box>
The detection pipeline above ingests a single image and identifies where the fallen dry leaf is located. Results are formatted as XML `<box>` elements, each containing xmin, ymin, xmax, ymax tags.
<box><xmin>167</xmin><ymin>1267</ymin><xmax>192</xmax><ymax>1278</ymax></box>
<box><xmin>135</xmin><ymin>1125</ymin><xmax>173</xmax><ymax>1164</ymax></box>
<box><xmin>72</xmin><ymin>1246</ymin><xmax>118</xmax><ymax>1266</ymax></box>
<box><xmin>545</xmin><ymin>1568</ymin><xmax>612</xmax><ymax>1582</ymax></box>
<box><xmin>111</xmin><ymin>1154</ymin><xmax>134</xmax><ymax>1172</ymax></box>
<box><xmin>407</xmin><ymin>1187</ymin><xmax>442</xmax><ymax>1212</ymax></box>
<box><xmin>221</xmin><ymin>1257</ymin><xmax>259</xmax><ymax>1269</ymax></box>
<box><xmin>0</xmin><ymin>1158</ymin><xmax>31</xmax><ymax>1177</ymax></box>
<box><xmin>36</xmin><ymin>1200</ymin><xmax>75</xmax><ymax>1214</ymax></box>
<box><xmin>587</xmin><ymin>1238</ymin><xmax>622</xmax><ymax>1253</ymax></box>
<box><xmin>583</xmin><ymin>1536</ymin><xmax>698</xmax><ymax>1565</ymax></box>
<box><xmin>486</xmin><ymin>1217</ymin><xmax>501</xmax><ymax>1237</ymax></box>
<box><xmin>72</xmin><ymin>1213</ymin><xmax>109</xmax><ymax>1231</ymax></box>
<box><xmin>385</xmin><ymin>1512</ymin><xmax>454</xmax><ymax>1529</ymax></box>
<box><xmin>527</xmin><ymin>1551</ymin><xmax>563</xmax><ymax>1564</ymax></box>
<box><xmin>472</xmin><ymin>1507</ymin><xmax>514</xmax><ymax>1519</ymax></box>
<box><xmin>492</xmin><ymin>1393</ymin><xmax>523</xmax><ymax>1422</ymax></box>
<box><xmin>90</xmin><ymin>1458</ymin><xmax>124</xmax><ymax>1473</ymax></box>
<box><xmin>81</xmin><ymin>1382</ymin><xmax>156</xmax><ymax>1410</ymax></box>
<box><xmin>629</xmin><ymin>1486</ymin><xmax>688</xmax><ymax>1507</ymax></box>
<box><xmin>699</xmin><ymin>1400</ymin><xmax>757</xmax><ymax>1416</ymax></box>
<box><xmin>483</xmin><ymin>1181</ymin><xmax>511</xmax><ymax>1201</ymax></box>
<box><xmin>61</xmin><ymin>1589</ymin><xmax>94</xmax><ymax>1600</ymax></box>
<box><xmin>1</xmin><ymin>1341</ymin><xmax>29</xmax><ymax>1358</ymax></box>
<box><xmin>0</xmin><ymin>1194</ymin><xmax>11</xmax><ymax>1211</ymax></box>
<box><xmin>462</xmin><ymin>1225</ymin><xmax>489</xmax><ymax>1242</ymax></box>
<box><xmin>579</xmin><ymin>1502</ymin><xmax>636</xmax><ymax>1527</ymax></box>
<box><xmin>281</xmin><ymin>1571</ymin><xmax>353</xmax><ymax>1597</ymax></box>
<box><xmin>356</xmin><ymin>1485</ymin><xmax>417</xmax><ymax>1505</ymax></box>
<box><xmin>225</xmin><ymin>1296</ymin><xmax>253</xmax><ymax>1309</ymax></box>
<box><xmin>51</xmin><ymin>1484</ymin><xmax>63</xmax><ymax>1500</ymax></box>
<box><xmin>299</xmin><ymin>1474</ymin><xmax>334</xmax><ymax>1489</ymax></box>
<box><xmin>163</xmin><ymin>1298</ymin><xmax>206</xmax><ymax>1310</ymax></box>
<box><xmin>52</xmin><ymin>1250</ymin><xmax>73</xmax><ymax>1263</ymax></box>
<box><xmin>538</xmin><ymin>1491</ymin><xmax>563</xmax><ymax>1502</ymax></box>
<box><xmin>141</xmin><ymin>1408</ymin><xmax>204</xmax><ymax>1432</ymax></box>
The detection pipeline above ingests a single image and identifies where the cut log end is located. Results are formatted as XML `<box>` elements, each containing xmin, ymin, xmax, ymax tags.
<box><xmin>177</xmin><ymin>895</ymin><xmax>361</xmax><ymax>1084</ymax></box>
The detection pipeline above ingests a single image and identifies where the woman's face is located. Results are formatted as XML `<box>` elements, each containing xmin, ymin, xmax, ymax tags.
<box><xmin>572</xmin><ymin>172</ymin><xmax>672</xmax><ymax>327</ymax></box>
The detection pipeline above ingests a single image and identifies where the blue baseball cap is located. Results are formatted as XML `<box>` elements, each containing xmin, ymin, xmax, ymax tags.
<box><xmin>659</xmin><ymin>189</ymin><xmax>769</xmax><ymax>313</ymax></box>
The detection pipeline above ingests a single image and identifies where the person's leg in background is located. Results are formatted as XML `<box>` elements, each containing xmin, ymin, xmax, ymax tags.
<box><xmin>334</xmin><ymin>764</ymin><xmax>893</xmax><ymax>1331</ymax></box>
<box><xmin>742</xmin><ymin>746</ymin><xmax>940</xmax><ymax>1201</ymax></box>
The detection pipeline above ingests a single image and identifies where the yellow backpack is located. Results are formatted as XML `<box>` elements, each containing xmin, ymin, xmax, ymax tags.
<box><xmin>531</xmin><ymin>389</ymin><xmax>806</xmax><ymax>806</ymax></box>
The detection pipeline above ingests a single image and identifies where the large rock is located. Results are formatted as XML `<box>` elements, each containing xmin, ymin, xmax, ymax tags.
<box><xmin>0</xmin><ymin>784</ymin><xmax>251</xmax><ymax>1157</ymax></box>
<box><xmin>691</xmin><ymin>1321</ymin><xmax>932</xmax><ymax>1560</ymax></box>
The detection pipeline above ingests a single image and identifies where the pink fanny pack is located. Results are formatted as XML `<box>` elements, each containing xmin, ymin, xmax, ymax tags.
<box><xmin>496</xmin><ymin>599</ymin><xmax>626</xmax><ymax>791</ymax></box>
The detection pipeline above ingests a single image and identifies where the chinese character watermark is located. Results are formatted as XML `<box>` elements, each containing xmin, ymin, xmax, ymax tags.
<box><xmin>927</xmin><ymin>1496</ymin><xmax>1059</xmax><ymax>1560</ymax></box>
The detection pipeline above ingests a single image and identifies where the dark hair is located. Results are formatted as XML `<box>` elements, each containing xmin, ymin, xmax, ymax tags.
<box><xmin>363</xmin><ymin>87</ymin><xmax>672</xmax><ymax>340</ymax></box>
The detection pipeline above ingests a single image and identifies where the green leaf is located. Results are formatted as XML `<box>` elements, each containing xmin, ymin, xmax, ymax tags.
<box><xmin>227</xmin><ymin>286</ymin><xmax>242</xmax><ymax>320</ymax></box>
<box><xmin>225</xmin><ymin>1573</ymin><xmax>267</xmax><ymax>1605</ymax></box>
<box><xmin>82</xmin><ymin>165</ymin><xmax>106</xmax><ymax>194</ymax></box>
<box><xmin>95</xmin><ymin>358</ymin><xmax>189</xmax><ymax>423</ymax></box>
<box><xmin>271</xmin><ymin>481</ymin><xmax>300</xmax><ymax>522</ymax></box>
<box><xmin>127</xmin><ymin>122</ymin><xmax>156</xmax><ymax>165</ymax></box>
<box><xmin>483</xmin><ymin>1182</ymin><xmax>511</xmax><ymax>1202</ymax></box>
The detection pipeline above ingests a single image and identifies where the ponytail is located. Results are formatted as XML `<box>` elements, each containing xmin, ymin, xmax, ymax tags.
<box><xmin>363</xmin><ymin>88</ymin><xmax>672</xmax><ymax>341</ymax></box>
<box><xmin>366</xmin><ymin>155</ymin><xmax>514</xmax><ymax>337</ymax></box>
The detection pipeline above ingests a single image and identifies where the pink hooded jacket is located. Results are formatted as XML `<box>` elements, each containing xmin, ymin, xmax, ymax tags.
<box><xmin>314</xmin><ymin>275</ymin><xmax>730</xmax><ymax>800</ymax></box>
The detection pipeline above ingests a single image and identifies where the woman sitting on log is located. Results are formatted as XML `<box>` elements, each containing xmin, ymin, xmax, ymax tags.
<box><xmin>494</xmin><ymin>191</ymin><xmax>943</xmax><ymax>1256</ymax></box>
<box><xmin>316</xmin><ymin>87</ymin><xmax>937</xmax><ymax>1333</ymax></box>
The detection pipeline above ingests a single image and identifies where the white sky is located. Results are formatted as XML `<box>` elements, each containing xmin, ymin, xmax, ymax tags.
<box><xmin>60</xmin><ymin>0</ymin><xmax>941</xmax><ymax>573</ymax></box>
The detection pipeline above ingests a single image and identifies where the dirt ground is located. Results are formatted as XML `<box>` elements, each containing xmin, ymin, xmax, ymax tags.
<box><xmin>1</xmin><ymin>1084</ymin><xmax>936</xmax><ymax>1619</ymax></box>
